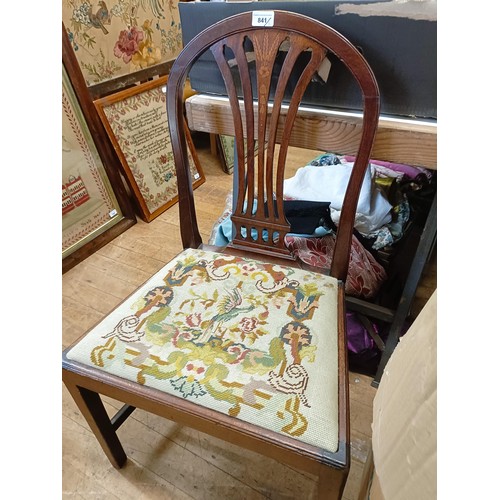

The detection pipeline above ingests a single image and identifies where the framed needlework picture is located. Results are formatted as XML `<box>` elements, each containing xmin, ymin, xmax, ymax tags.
<box><xmin>62</xmin><ymin>24</ymin><xmax>136</xmax><ymax>274</ymax></box>
<box><xmin>94</xmin><ymin>76</ymin><xmax>205</xmax><ymax>222</ymax></box>
<box><xmin>217</xmin><ymin>134</ymin><xmax>260</xmax><ymax>175</ymax></box>
<box><xmin>216</xmin><ymin>134</ymin><xmax>236</xmax><ymax>175</ymax></box>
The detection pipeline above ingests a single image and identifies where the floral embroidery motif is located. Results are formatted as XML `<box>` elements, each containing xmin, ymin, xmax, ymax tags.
<box><xmin>68</xmin><ymin>249</ymin><xmax>339</xmax><ymax>452</ymax></box>
<box><xmin>129</xmin><ymin>20</ymin><xmax>162</xmax><ymax>69</ymax></box>
<box><xmin>63</xmin><ymin>1</ymin><xmax>183</xmax><ymax>84</ymax></box>
<box><xmin>114</xmin><ymin>25</ymin><xmax>144</xmax><ymax>63</ymax></box>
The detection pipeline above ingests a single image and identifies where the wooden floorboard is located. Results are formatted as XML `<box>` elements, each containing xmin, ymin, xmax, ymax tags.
<box><xmin>62</xmin><ymin>135</ymin><xmax>435</xmax><ymax>499</ymax></box>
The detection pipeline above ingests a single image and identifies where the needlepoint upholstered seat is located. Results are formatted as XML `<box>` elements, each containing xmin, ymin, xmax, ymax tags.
<box><xmin>63</xmin><ymin>10</ymin><xmax>379</xmax><ymax>499</ymax></box>
<box><xmin>66</xmin><ymin>248</ymin><xmax>340</xmax><ymax>453</ymax></box>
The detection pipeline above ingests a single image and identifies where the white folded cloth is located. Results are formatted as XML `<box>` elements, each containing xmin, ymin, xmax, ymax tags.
<box><xmin>283</xmin><ymin>161</ymin><xmax>393</xmax><ymax>235</ymax></box>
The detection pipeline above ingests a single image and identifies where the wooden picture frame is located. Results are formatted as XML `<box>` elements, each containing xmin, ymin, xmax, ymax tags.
<box><xmin>62</xmin><ymin>23</ymin><xmax>136</xmax><ymax>274</ymax></box>
<box><xmin>216</xmin><ymin>134</ymin><xmax>236</xmax><ymax>175</ymax></box>
<box><xmin>94</xmin><ymin>76</ymin><xmax>205</xmax><ymax>222</ymax></box>
<box><xmin>216</xmin><ymin>134</ymin><xmax>260</xmax><ymax>175</ymax></box>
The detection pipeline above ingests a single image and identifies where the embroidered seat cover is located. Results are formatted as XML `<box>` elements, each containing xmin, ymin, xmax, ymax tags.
<box><xmin>67</xmin><ymin>248</ymin><xmax>340</xmax><ymax>453</ymax></box>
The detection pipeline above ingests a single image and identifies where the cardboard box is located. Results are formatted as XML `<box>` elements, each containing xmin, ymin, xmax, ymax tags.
<box><xmin>179</xmin><ymin>1</ymin><xmax>437</xmax><ymax>119</ymax></box>
<box><xmin>370</xmin><ymin>290</ymin><xmax>437</xmax><ymax>499</ymax></box>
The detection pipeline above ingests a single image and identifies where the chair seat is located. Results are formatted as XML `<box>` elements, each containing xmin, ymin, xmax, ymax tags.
<box><xmin>66</xmin><ymin>248</ymin><xmax>340</xmax><ymax>453</ymax></box>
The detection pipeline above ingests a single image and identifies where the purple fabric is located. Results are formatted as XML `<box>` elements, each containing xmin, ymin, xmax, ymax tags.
<box><xmin>343</xmin><ymin>155</ymin><xmax>432</xmax><ymax>180</ymax></box>
<box><xmin>346</xmin><ymin>312</ymin><xmax>376</xmax><ymax>354</ymax></box>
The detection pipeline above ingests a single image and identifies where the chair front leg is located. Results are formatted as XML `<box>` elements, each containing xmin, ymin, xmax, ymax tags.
<box><xmin>64</xmin><ymin>381</ymin><xmax>127</xmax><ymax>469</ymax></box>
<box><xmin>317</xmin><ymin>464</ymin><xmax>348</xmax><ymax>500</ymax></box>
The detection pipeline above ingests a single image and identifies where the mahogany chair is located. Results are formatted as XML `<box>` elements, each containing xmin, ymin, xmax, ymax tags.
<box><xmin>63</xmin><ymin>10</ymin><xmax>379</xmax><ymax>499</ymax></box>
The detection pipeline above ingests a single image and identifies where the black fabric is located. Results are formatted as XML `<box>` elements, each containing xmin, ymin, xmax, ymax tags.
<box><xmin>284</xmin><ymin>200</ymin><xmax>333</xmax><ymax>234</ymax></box>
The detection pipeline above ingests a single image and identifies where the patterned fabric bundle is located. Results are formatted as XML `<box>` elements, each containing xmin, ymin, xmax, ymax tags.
<box><xmin>284</xmin><ymin>233</ymin><xmax>387</xmax><ymax>299</ymax></box>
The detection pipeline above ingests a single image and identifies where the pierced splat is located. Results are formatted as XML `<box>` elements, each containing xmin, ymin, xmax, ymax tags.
<box><xmin>210</xmin><ymin>30</ymin><xmax>328</xmax><ymax>258</ymax></box>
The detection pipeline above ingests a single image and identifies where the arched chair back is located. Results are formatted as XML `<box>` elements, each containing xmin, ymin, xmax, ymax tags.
<box><xmin>167</xmin><ymin>10</ymin><xmax>380</xmax><ymax>282</ymax></box>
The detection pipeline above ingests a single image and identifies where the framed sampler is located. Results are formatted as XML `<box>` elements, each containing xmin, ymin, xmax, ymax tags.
<box><xmin>62</xmin><ymin>24</ymin><xmax>136</xmax><ymax>273</ymax></box>
<box><xmin>94</xmin><ymin>76</ymin><xmax>205</xmax><ymax>222</ymax></box>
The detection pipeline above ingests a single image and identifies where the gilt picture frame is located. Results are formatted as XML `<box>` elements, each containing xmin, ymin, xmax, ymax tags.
<box><xmin>94</xmin><ymin>76</ymin><xmax>205</xmax><ymax>222</ymax></box>
<box><xmin>62</xmin><ymin>23</ymin><xmax>136</xmax><ymax>274</ymax></box>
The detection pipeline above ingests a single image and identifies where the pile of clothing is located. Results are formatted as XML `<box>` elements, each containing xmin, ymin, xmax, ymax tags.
<box><xmin>210</xmin><ymin>152</ymin><xmax>434</xmax><ymax>300</ymax></box>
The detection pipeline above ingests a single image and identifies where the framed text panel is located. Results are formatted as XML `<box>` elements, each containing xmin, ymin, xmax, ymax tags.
<box><xmin>95</xmin><ymin>76</ymin><xmax>205</xmax><ymax>222</ymax></box>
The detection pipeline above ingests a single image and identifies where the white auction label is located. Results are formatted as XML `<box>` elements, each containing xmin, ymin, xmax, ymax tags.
<box><xmin>252</xmin><ymin>11</ymin><xmax>275</xmax><ymax>28</ymax></box>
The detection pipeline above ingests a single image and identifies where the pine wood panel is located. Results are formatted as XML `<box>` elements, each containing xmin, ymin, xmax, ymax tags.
<box><xmin>185</xmin><ymin>95</ymin><xmax>437</xmax><ymax>169</ymax></box>
<box><xmin>62</xmin><ymin>137</ymin><xmax>433</xmax><ymax>499</ymax></box>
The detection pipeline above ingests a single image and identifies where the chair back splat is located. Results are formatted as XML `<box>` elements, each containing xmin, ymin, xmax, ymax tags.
<box><xmin>63</xmin><ymin>10</ymin><xmax>380</xmax><ymax>500</ymax></box>
<box><xmin>167</xmin><ymin>10</ymin><xmax>379</xmax><ymax>281</ymax></box>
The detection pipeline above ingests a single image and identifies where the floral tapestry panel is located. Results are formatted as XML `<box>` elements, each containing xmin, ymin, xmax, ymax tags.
<box><xmin>63</xmin><ymin>0</ymin><xmax>184</xmax><ymax>85</ymax></box>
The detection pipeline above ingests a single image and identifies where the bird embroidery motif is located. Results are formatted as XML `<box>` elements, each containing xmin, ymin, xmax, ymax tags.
<box><xmin>196</xmin><ymin>287</ymin><xmax>254</xmax><ymax>344</ymax></box>
<box><xmin>89</xmin><ymin>1</ymin><xmax>111</xmax><ymax>35</ymax></box>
